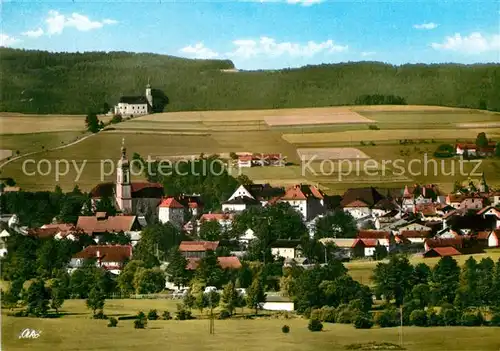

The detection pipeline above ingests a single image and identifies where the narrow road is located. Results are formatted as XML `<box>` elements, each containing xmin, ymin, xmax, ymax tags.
<box><xmin>0</xmin><ymin>132</ymin><xmax>97</xmax><ymax>170</ymax></box>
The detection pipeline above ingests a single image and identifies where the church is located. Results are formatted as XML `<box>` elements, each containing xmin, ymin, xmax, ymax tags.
<box><xmin>90</xmin><ymin>140</ymin><xmax>164</xmax><ymax>219</ymax></box>
<box><xmin>113</xmin><ymin>83</ymin><xmax>153</xmax><ymax>116</ymax></box>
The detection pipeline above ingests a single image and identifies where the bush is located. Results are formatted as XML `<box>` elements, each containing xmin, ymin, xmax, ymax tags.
<box><xmin>490</xmin><ymin>313</ymin><xmax>500</xmax><ymax>327</ymax></box>
<box><xmin>336</xmin><ymin>307</ymin><xmax>355</xmax><ymax>324</ymax></box>
<box><xmin>427</xmin><ymin>308</ymin><xmax>443</xmax><ymax>327</ymax></box>
<box><xmin>353</xmin><ymin>313</ymin><xmax>374</xmax><ymax>329</ymax></box>
<box><xmin>107</xmin><ymin>317</ymin><xmax>118</xmax><ymax>327</ymax></box>
<box><xmin>409</xmin><ymin>309</ymin><xmax>427</xmax><ymax>327</ymax></box>
<box><xmin>93</xmin><ymin>310</ymin><xmax>107</xmax><ymax>319</ymax></box>
<box><xmin>320</xmin><ymin>306</ymin><xmax>336</xmax><ymax>323</ymax></box>
<box><xmin>134</xmin><ymin>318</ymin><xmax>147</xmax><ymax>329</ymax></box>
<box><xmin>441</xmin><ymin>307</ymin><xmax>459</xmax><ymax>326</ymax></box>
<box><xmin>376</xmin><ymin>308</ymin><xmax>399</xmax><ymax>328</ymax></box>
<box><xmin>136</xmin><ymin>311</ymin><xmax>146</xmax><ymax>320</ymax></box>
<box><xmin>7</xmin><ymin>310</ymin><xmax>28</xmax><ymax>317</ymax></box>
<box><xmin>368</xmin><ymin>125</ymin><xmax>380</xmax><ymax>130</ymax></box>
<box><xmin>282</xmin><ymin>325</ymin><xmax>290</xmax><ymax>333</ymax></box>
<box><xmin>218</xmin><ymin>309</ymin><xmax>231</xmax><ymax>320</ymax></box>
<box><xmin>310</xmin><ymin>308</ymin><xmax>322</xmax><ymax>321</ymax></box>
<box><xmin>460</xmin><ymin>312</ymin><xmax>483</xmax><ymax>326</ymax></box>
<box><xmin>308</xmin><ymin>319</ymin><xmax>323</xmax><ymax>332</ymax></box>
<box><xmin>162</xmin><ymin>311</ymin><xmax>172</xmax><ymax>320</ymax></box>
<box><xmin>175</xmin><ymin>307</ymin><xmax>193</xmax><ymax>320</ymax></box>
<box><xmin>147</xmin><ymin>309</ymin><xmax>158</xmax><ymax>320</ymax></box>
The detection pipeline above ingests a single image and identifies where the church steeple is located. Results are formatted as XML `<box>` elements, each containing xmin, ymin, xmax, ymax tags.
<box><xmin>145</xmin><ymin>79</ymin><xmax>153</xmax><ymax>110</ymax></box>
<box><xmin>116</xmin><ymin>138</ymin><xmax>132</xmax><ymax>213</ymax></box>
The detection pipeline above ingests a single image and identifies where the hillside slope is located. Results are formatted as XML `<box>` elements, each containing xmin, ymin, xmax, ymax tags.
<box><xmin>1</xmin><ymin>48</ymin><xmax>499</xmax><ymax>114</ymax></box>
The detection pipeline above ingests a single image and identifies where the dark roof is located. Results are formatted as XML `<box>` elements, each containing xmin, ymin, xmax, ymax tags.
<box><xmin>270</xmin><ymin>239</ymin><xmax>302</xmax><ymax>248</ymax></box>
<box><xmin>224</xmin><ymin>196</ymin><xmax>261</xmax><ymax>205</ymax></box>
<box><xmin>90</xmin><ymin>182</ymin><xmax>164</xmax><ymax>199</ymax></box>
<box><xmin>373</xmin><ymin>198</ymin><xmax>398</xmax><ymax>210</ymax></box>
<box><xmin>341</xmin><ymin>187</ymin><xmax>385</xmax><ymax>208</ymax></box>
<box><xmin>119</xmin><ymin>96</ymin><xmax>149</xmax><ymax>104</ymax></box>
<box><xmin>244</xmin><ymin>184</ymin><xmax>285</xmax><ymax>201</ymax></box>
<box><xmin>447</xmin><ymin>214</ymin><xmax>496</xmax><ymax>231</ymax></box>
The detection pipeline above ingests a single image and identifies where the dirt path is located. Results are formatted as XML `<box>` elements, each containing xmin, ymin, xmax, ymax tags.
<box><xmin>0</xmin><ymin>132</ymin><xmax>96</xmax><ymax>170</ymax></box>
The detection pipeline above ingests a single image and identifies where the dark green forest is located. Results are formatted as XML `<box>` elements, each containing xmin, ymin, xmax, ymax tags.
<box><xmin>1</xmin><ymin>48</ymin><xmax>499</xmax><ymax>114</ymax></box>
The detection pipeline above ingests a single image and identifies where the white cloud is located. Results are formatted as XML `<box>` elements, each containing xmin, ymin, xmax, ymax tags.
<box><xmin>0</xmin><ymin>34</ymin><xmax>20</xmax><ymax>47</ymax></box>
<box><xmin>180</xmin><ymin>42</ymin><xmax>220</xmax><ymax>59</ymax></box>
<box><xmin>361</xmin><ymin>51</ymin><xmax>376</xmax><ymax>57</ymax></box>
<box><xmin>413</xmin><ymin>22</ymin><xmax>438</xmax><ymax>30</ymax></box>
<box><xmin>286</xmin><ymin>0</ymin><xmax>323</xmax><ymax>6</ymax></box>
<box><xmin>431</xmin><ymin>32</ymin><xmax>500</xmax><ymax>54</ymax></box>
<box><xmin>22</xmin><ymin>28</ymin><xmax>44</xmax><ymax>38</ymax></box>
<box><xmin>46</xmin><ymin>10</ymin><xmax>118</xmax><ymax>35</ymax></box>
<box><xmin>227</xmin><ymin>36</ymin><xmax>347</xmax><ymax>59</ymax></box>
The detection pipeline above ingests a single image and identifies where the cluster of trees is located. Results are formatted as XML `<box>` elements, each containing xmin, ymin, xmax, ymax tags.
<box><xmin>354</xmin><ymin>94</ymin><xmax>406</xmax><ymax>105</ymax></box>
<box><xmin>2</xmin><ymin>48</ymin><xmax>499</xmax><ymax>114</ymax></box>
<box><xmin>0</xmin><ymin>186</ymin><xmax>94</xmax><ymax>227</ymax></box>
<box><xmin>370</xmin><ymin>255</ymin><xmax>500</xmax><ymax>327</ymax></box>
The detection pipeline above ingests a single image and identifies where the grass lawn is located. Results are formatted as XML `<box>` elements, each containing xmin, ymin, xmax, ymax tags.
<box><xmin>3</xmin><ymin>299</ymin><xmax>500</xmax><ymax>351</ymax></box>
<box><xmin>0</xmin><ymin>132</ymin><xmax>87</xmax><ymax>157</ymax></box>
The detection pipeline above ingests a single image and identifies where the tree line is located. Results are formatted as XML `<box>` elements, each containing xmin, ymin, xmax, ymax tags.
<box><xmin>2</xmin><ymin>48</ymin><xmax>499</xmax><ymax>114</ymax></box>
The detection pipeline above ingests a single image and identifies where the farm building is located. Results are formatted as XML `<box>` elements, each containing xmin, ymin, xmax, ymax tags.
<box><xmin>423</xmin><ymin>246</ymin><xmax>461</xmax><ymax>258</ymax></box>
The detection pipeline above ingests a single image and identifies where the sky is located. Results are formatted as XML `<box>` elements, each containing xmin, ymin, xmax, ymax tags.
<box><xmin>1</xmin><ymin>0</ymin><xmax>499</xmax><ymax>70</ymax></box>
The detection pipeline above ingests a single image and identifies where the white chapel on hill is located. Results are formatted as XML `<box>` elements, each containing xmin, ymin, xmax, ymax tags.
<box><xmin>114</xmin><ymin>83</ymin><xmax>153</xmax><ymax>116</ymax></box>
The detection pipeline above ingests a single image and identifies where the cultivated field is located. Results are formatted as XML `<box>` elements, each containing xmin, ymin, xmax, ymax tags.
<box><xmin>282</xmin><ymin>128</ymin><xmax>500</xmax><ymax>145</ymax></box>
<box><xmin>0</xmin><ymin>113</ymin><xmax>111</xmax><ymax>134</ymax></box>
<box><xmin>264</xmin><ymin>111</ymin><xmax>373</xmax><ymax>126</ymax></box>
<box><xmin>297</xmin><ymin>148</ymin><xmax>370</xmax><ymax>160</ymax></box>
<box><xmin>3</xmin><ymin>299</ymin><xmax>500</xmax><ymax>351</ymax></box>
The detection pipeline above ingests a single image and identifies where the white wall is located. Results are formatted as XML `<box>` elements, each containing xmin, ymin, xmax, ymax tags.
<box><xmin>222</xmin><ymin>203</ymin><xmax>247</xmax><ymax>213</ymax></box>
<box><xmin>272</xmin><ymin>247</ymin><xmax>295</xmax><ymax>259</ymax></box>
<box><xmin>261</xmin><ymin>302</ymin><xmax>294</xmax><ymax>311</ymax></box>
<box><xmin>228</xmin><ymin>185</ymin><xmax>253</xmax><ymax>201</ymax></box>
<box><xmin>158</xmin><ymin>207</ymin><xmax>184</xmax><ymax>228</ymax></box>
<box><xmin>115</xmin><ymin>103</ymin><xmax>149</xmax><ymax>116</ymax></box>
<box><xmin>344</xmin><ymin>207</ymin><xmax>371</xmax><ymax>220</ymax></box>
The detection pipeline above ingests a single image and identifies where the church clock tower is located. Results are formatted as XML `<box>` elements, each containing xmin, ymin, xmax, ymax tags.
<box><xmin>116</xmin><ymin>138</ymin><xmax>132</xmax><ymax>213</ymax></box>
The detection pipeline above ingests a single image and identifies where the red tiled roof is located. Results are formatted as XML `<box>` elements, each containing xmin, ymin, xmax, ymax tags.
<box><xmin>76</xmin><ymin>215</ymin><xmax>137</xmax><ymax>234</ymax></box>
<box><xmin>200</xmin><ymin>213</ymin><xmax>234</xmax><ymax>222</ymax></box>
<box><xmin>400</xmin><ymin>230</ymin><xmax>432</xmax><ymax>238</ymax></box>
<box><xmin>476</xmin><ymin>231</ymin><xmax>491</xmax><ymax>240</ymax></box>
<box><xmin>179</xmin><ymin>241</ymin><xmax>219</xmax><ymax>252</ymax></box>
<box><xmin>425</xmin><ymin>237</ymin><xmax>464</xmax><ymax>248</ymax></box>
<box><xmin>425</xmin><ymin>246</ymin><xmax>461</xmax><ymax>257</ymax></box>
<box><xmin>73</xmin><ymin>245</ymin><xmax>132</xmax><ymax>263</ymax></box>
<box><xmin>456</xmin><ymin>143</ymin><xmax>477</xmax><ymax>150</ymax></box>
<box><xmin>238</xmin><ymin>155</ymin><xmax>253</xmax><ymax>161</ymax></box>
<box><xmin>130</xmin><ymin>182</ymin><xmax>163</xmax><ymax>192</ymax></box>
<box><xmin>186</xmin><ymin>256</ymin><xmax>242</xmax><ymax>270</ymax></box>
<box><xmin>281</xmin><ymin>184</ymin><xmax>324</xmax><ymax>201</ymax></box>
<box><xmin>159</xmin><ymin>197</ymin><xmax>184</xmax><ymax>208</ymax></box>
<box><xmin>352</xmin><ymin>238</ymin><xmax>378</xmax><ymax>247</ymax></box>
<box><xmin>357</xmin><ymin>230</ymin><xmax>391</xmax><ymax>240</ymax></box>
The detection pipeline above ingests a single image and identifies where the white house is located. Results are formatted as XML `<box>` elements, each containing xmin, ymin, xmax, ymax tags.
<box><xmin>237</xmin><ymin>155</ymin><xmax>253</xmax><ymax>168</ymax></box>
<box><xmin>238</xmin><ymin>228</ymin><xmax>257</xmax><ymax>247</ymax></box>
<box><xmin>278</xmin><ymin>184</ymin><xmax>325</xmax><ymax>221</ymax></box>
<box><xmin>158</xmin><ymin>197</ymin><xmax>185</xmax><ymax>229</ymax></box>
<box><xmin>270</xmin><ymin>240</ymin><xmax>302</xmax><ymax>259</ymax></box>
<box><xmin>0</xmin><ymin>229</ymin><xmax>10</xmax><ymax>257</ymax></box>
<box><xmin>70</xmin><ymin>245</ymin><xmax>133</xmax><ymax>275</ymax></box>
<box><xmin>456</xmin><ymin>143</ymin><xmax>477</xmax><ymax>156</ymax></box>
<box><xmin>343</xmin><ymin>200</ymin><xmax>372</xmax><ymax>220</ymax></box>
<box><xmin>114</xmin><ymin>83</ymin><xmax>153</xmax><ymax>116</ymax></box>
<box><xmin>223</xmin><ymin>184</ymin><xmax>284</xmax><ymax>212</ymax></box>
<box><xmin>478</xmin><ymin>230</ymin><xmax>499</xmax><ymax>248</ymax></box>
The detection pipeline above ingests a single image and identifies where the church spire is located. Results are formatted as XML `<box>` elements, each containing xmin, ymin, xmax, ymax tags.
<box><xmin>121</xmin><ymin>137</ymin><xmax>126</xmax><ymax>158</ymax></box>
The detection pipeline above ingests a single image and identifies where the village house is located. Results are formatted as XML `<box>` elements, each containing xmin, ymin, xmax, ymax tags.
<box><xmin>179</xmin><ymin>241</ymin><xmax>219</xmax><ymax>259</ymax></box>
<box><xmin>477</xmin><ymin>206</ymin><xmax>500</xmax><ymax>229</ymax></box>
<box><xmin>319</xmin><ymin>238</ymin><xmax>356</xmax><ymax>259</ymax></box>
<box><xmin>237</xmin><ymin>153</ymin><xmax>285</xmax><ymax>168</ymax></box>
<box><xmin>401</xmin><ymin>184</ymin><xmax>439</xmax><ymax>212</ymax></box>
<box><xmin>455</xmin><ymin>143</ymin><xmax>477</xmax><ymax>156</ymax></box>
<box><xmin>76</xmin><ymin>212</ymin><xmax>142</xmax><ymax>245</ymax></box>
<box><xmin>270</xmin><ymin>240</ymin><xmax>303</xmax><ymax>260</ymax></box>
<box><xmin>476</xmin><ymin>230</ymin><xmax>500</xmax><ymax>248</ymax></box>
<box><xmin>277</xmin><ymin>184</ymin><xmax>325</xmax><ymax>221</ymax></box>
<box><xmin>423</xmin><ymin>246</ymin><xmax>462</xmax><ymax>258</ymax></box>
<box><xmin>90</xmin><ymin>141</ymin><xmax>164</xmax><ymax>219</ymax></box>
<box><xmin>158</xmin><ymin>197</ymin><xmax>185</xmax><ymax>229</ymax></box>
<box><xmin>397</xmin><ymin>230</ymin><xmax>432</xmax><ymax>244</ymax></box>
<box><xmin>197</xmin><ymin>213</ymin><xmax>234</xmax><ymax>232</ymax></box>
<box><xmin>357</xmin><ymin>230</ymin><xmax>393</xmax><ymax>248</ymax></box>
<box><xmin>351</xmin><ymin>238</ymin><xmax>387</xmax><ymax>258</ymax></box>
<box><xmin>70</xmin><ymin>245</ymin><xmax>133</xmax><ymax>275</ymax></box>
<box><xmin>223</xmin><ymin>183</ymin><xmax>285</xmax><ymax>212</ymax></box>
<box><xmin>341</xmin><ymin>187</ymin><xmax>385</xmax><ymax>220</ymax></box>
<box><xmin>114</xmin><ymin>83</ymin><xmax>153</xmax><ymax>116</ymax></box>
<box><xmin>0</xmin><ymin>229</ymin><xmax>10</xmax><ymax>257</ymax></box>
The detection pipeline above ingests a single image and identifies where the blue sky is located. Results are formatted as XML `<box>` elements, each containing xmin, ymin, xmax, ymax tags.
<box><xmin>1</xmin><ymin>0</ymin><xmax>499</xmax><ymax>70</ymax></box>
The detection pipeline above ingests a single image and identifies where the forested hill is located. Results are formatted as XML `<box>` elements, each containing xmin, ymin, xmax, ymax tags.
<box><xmin>1</xmin><ymin>48</ymin><xmax>499</xmax><ymax>114</ymax></box>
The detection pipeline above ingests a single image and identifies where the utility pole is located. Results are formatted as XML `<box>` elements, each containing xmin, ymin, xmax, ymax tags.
<box><xmin>208</xmin><ymin>292</ymin><xmax>215</xmax><ymax>334</ymax></box>
<box><xmin>399</xmin><ymin>305</ymin><xmax>403</xmax><ymax>347</ymax></box>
